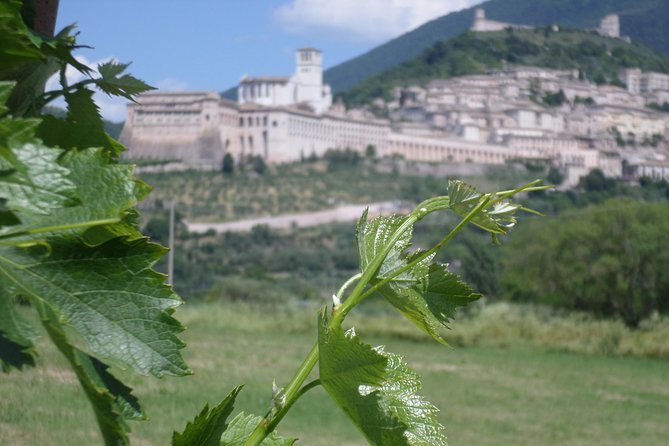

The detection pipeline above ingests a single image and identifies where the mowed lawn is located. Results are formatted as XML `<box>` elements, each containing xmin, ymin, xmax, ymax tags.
<box><xmin>2</xmin><ymin>304</ymin><xmax>668</xmax><ymax>446</ymax></box>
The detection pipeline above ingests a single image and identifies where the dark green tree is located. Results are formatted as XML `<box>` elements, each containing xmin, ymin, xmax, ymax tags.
<box><xmin>460</xmin><ymin>234</ymin><xmax>500</xmax><ymax>297</ymax></box>
<box><xmin>547</xmin><ymin>166</ymin><xmax>564</xmax><ymax>185</ymax></box>
<box><xmin>251</xmin><ymin>154</ymin><xmax>266</xmax><ymax>174</ymax></box>
<box><xmin>502</xmin><ymin>199</ymin><xmax>669</xmax><ymax>326</ymax></box>
<box><xmin>222</xmin><ymin>152</ymin><xmax>234</xmax><ymax>174</ymax></box>
<box><xmin>579</xmin><ymin>169</ymin><xmax>616</xmax><ymax>192</ymax></box>
<box><xmin>543</xmin><ymin>89</ymin><xmax>566</xmax><ymax>107</ymax></box>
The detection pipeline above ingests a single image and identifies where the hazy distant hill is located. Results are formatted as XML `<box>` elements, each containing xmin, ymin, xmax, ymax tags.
<box><xmin>341</xmin><ymin>27</ymin><xmax>669</xmax><ymax>107</ymax></box>
<box><xmin>324</xmin><ymin>0</ymin><xmax>669</xmax><ymax>93</ymax></box>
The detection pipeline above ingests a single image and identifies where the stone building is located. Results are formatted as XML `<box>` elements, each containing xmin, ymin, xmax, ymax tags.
<box><xmin>120</xmin><ymin>92</ymin><xmax>237</xmax><ymax>166</ymax></box>
<box><xmin>470</xmin><ymin>8</ymin><xmax>531</xmax><ymax>32</ymax></box>
<box><xmin>121</xmin><ymin>48</ymin><xmax>385</xmax><ymax>165</ymax></box>
<box><xmin>471</xmin><ymin>8</ymin><xmax>622</xmax><ymax>40</ymax></box>
<box><xmin>597</xmin><ymin>14</ymin><xmax>620</xmax><ymax>38</ymax></box>
<box><xmin>238</xmin><ymin>48</ymin><xmax>332</xmax><ymax>114</ymax></box>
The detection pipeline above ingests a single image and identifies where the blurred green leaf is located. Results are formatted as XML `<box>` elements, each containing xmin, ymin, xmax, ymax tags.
<box><xmin>220</xmin><ymin>413</ymin><xmax>296</xmax><ymax>446</ymax></box>
<box><xmin>96</xmin><ymin>61</ymin><xmax>154</xmax><ymax>101</ymax></box>
<box><xmin>173</xmin><ymin>386</ymin><xmax>243</xmax><ymax>446</ymax></box>
<box><xmin>38</xmin><ymin>87</ymin><xmax>125</xmax><ymax>157</ymax></box>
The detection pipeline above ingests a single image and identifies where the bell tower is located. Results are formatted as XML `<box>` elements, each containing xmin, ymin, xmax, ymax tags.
<box><xmin>295</xmin><ymin>48</ymin><xmax>323</xmax><ymax>91</ymax></box>
<box><xmin>293</xmin><ymin>48</ymin><xmax>330</xmax><ymax>113</ymax></box>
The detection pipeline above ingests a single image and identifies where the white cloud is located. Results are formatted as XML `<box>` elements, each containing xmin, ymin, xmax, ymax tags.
<box><xmin>45</xmin><ymin>54</ymin><xmax>129</xmax><ymax>122</ymax></box>
<box><xmin>274</xmin><ymin>0</ymin><xmax>485</xmax><ymax>42</ymax></box>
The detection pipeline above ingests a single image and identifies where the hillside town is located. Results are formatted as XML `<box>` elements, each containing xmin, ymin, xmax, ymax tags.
<box><xmin>6</xmin><ymin>2</ymin><xmax>669</xmax><ymax>445</ymax></box>
<box><xmin>120</xmin><ymin>10</ymin><xmax>669</xmax><ymax>187</ymax></box>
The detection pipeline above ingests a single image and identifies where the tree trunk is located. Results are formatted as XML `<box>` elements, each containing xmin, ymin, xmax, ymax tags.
<box><xmin>22</xmin><ymin>0</ymin><xmax>59</xmax><ymax>37</ymax></box>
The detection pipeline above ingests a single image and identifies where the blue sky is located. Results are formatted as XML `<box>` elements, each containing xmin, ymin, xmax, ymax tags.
<box><xmin>55</xmin><ymin>0</ymin><xmax>483</xmax><ymax>121</ymax></box>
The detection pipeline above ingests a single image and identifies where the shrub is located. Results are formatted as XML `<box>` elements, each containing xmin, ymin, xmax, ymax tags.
<box><xmin>502</xmin><ymin>198</ymin><xmax>669</xmax><ymax>326</ymax></box>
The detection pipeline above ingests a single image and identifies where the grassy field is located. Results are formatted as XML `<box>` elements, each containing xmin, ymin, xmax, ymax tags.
<box><xmin>2</xmin><ymin>303</ymin><xmax>668</xmax><ymax>446</ymax></box>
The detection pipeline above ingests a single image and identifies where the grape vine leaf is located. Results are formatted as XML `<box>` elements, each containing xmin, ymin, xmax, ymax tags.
<box><xmin>0</xmin><ymin>0</ymin><xmax>43</xmax><ymax>73</ymax></box>
<box><xmin>446</xmin><ymin>180</ymin><xmax>521</xmax><ymax>235</ymax></box>
<box><xmin>1</xmin><ymin>99</ymin><xmax>189</xmax><ymax>377</ymax></box>
<box><xmin>356</xmin><ymin>210</ymin><xmax>413</xmax><ymax>281</ymax></box>
<box><xmin>4</xmin><ymin>147</ymin><xmax>145</xmax><ymax>242</ymax></box>
<box><xmin>0</xmin><ymin>80</ymin><xmax>13</xmax><ymax>114</ymax></box>
<box><xmin>0</xmin><ymin>236</ymin><xmax>189</xmax><ymax>377</ymax></box>
<box><xmin>219</xmin><ymin>413</ymin><xmax>296</xmax><ymax>446</ymax></box>
<box><xmin>1</xmin><ymin>8</ymin><xmax>186</xmax><ymax>443</ymax></box>
<box><xmin>1</xmin><ymin>3</ymin><xmax>95</xmax><ymax>118</ymax></box>
<box><xmin>356</xmin><ymin>211</ymin><xmax>480</xmax><ymax>344</ymax></box>
<box><xmin>172</xmin><ymin>386</ymin><xmax>243</xmax><ymax>446</ymax></box>
<box><xmin>378</xmin><ymin>262</ymin><xmax>480</xmax><ymax>345</ymax></box>
<box><xmin>39</xmin><ymin>302</ymin><xmax>143</xmax><ymax>446</ymax></box>
<box><xmin>39</xmin><ymin>24</ymin><xmax>94</xmax><ymax>77</ymax></box>
<box><xmin>96</xmin><ymin>61</ymin><xmax>154</xmax><ymax>101</ymax></box>
<box><xmin>0</xmin><ymin>89</ymin><xmax>79</xmax><ymax>215</ymax></box>
<box><xmin>1</xmin><ymin>18</ymin><xmax>75</xmax><ymax>118</ymax></box>
<box><xmin>173</xmin><ymin>387</ymin><xmax>295</xmax><ymax>446</ymax></box>
<box><xmin>0</xmin><ymin>293</ymin><xmax>37</xmax><ymax>371</ymax></box>
<box><xmin>38</xmin><ymin>87</ymin><xmax>125</xmax><ymax>157</ymax></box>
<box><xmin>319</xmin><ymin>310</ymin><xmax>447</xmax><ymax>446</ymax></box>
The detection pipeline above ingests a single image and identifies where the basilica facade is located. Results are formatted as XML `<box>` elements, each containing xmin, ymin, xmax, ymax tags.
<box><xmin>121</xmin><ymin>48</ymin><xmax>392</xmax><ymax>165</ymax></box>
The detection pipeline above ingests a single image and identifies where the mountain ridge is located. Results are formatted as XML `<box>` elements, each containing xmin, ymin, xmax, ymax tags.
<box><xmin>341</xmin><ymin>27</ymin><xmax>669</xmax><ymax>107</ymax></box>
<box><xmin>324</xmin><ymin>0</ymin><xmax>669</xmax><ymax>93</ymax></box>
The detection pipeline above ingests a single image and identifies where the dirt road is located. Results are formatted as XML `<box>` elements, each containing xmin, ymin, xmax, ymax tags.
<box><xmin>186</xmin><ymin>201</ymin><xmax>404</xmax><ymax>234</ymax></box>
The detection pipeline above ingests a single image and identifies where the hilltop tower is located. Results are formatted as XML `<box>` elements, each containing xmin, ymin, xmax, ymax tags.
<box><xmin>598</xmin><ymin>14</ymin><xmax>620</xmax><ymax>38</ymax></box>
<box><xmin>470</xmin><ymin>7</ymin><xmax>531</xmax><ymax>32</ymax></box>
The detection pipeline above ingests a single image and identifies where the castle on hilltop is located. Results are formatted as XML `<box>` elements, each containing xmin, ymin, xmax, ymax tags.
<box><xmin>470</xmin><ymin>8</ymin><xmax>532</xmax><ymax>32</ymax></box>
<box><xmin>470</xmin><ymin>8</ymin><xmax>621</xmax><ymax>39</ymax></box>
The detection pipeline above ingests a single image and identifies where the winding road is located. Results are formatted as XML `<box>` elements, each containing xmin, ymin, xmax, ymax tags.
<box><xmin>185</xmin><ymin>201</ymin><xmax>406</xmax><ymax>234</ymax></box>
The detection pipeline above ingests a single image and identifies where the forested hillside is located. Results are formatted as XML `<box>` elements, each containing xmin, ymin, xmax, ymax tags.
<box><xmin>342</xmin><ymin>27</ymin><xmax>669</xmax><ymax>107</ymax></box>
<box><xmin>324</xmin><ymin>0</ymin><xmax>669</xmax><ymax>93</ymax></box>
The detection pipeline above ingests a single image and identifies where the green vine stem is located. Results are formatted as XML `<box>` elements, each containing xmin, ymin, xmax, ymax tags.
<box><xmin>336</xmin><ymin>272</ymin><xmax>362</xmax><ymax>303</ymax></box>
<box><xmin>242</xmin><ymin>181</ymin><xmax>548</xmax><ymax>446</ymax></box>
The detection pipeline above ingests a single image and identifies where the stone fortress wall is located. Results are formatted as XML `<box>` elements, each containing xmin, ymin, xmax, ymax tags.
<box><xmin>470</xmin><ymin>8</ymin><xmax>532</xmax><ymax>32</ymax></box>
<box><xmin>470</xmin><ymin>7</ymin><xmax>620</xmax><ymax>39</ymax></box>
